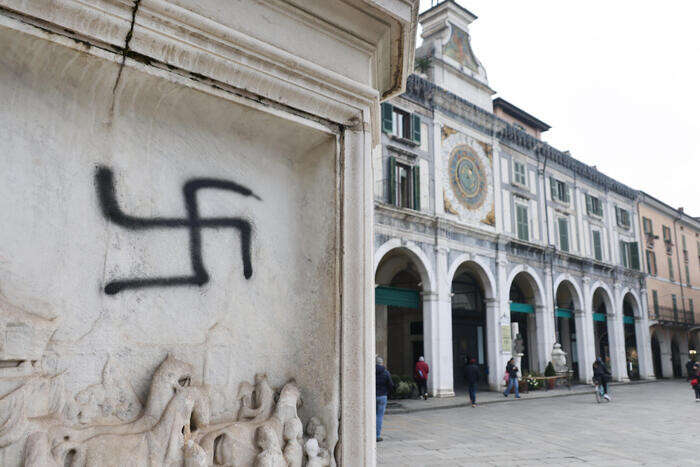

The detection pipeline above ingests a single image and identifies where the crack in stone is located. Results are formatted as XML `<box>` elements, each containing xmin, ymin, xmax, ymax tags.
<box><xmin>112</xmin><ymin>0</ymin><xmax>140</xmax><ymax>95</ymax></box>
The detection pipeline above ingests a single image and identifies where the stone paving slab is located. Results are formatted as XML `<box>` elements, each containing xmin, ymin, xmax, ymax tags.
<box><xmin>378</xmin><ymin>380</ymin><xmax>698</xmax><ymax>466</ymax></box>
<box><xmin>387</xmin><ymin>380</ymin><xmax>656</xmax><ymax>414</ymax></box>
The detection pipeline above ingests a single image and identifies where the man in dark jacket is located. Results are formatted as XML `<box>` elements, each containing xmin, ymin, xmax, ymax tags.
<box><xmin>503</xmin><ymin>358</ymin><xmax>520</xmax><ymax>398</ymax></box>
<box><xmin>593</xmin><ymin>358</ymin><xmax>612</xmax><ymax>400</ymax></box>
<box><xmin>464</xmin><ymin>358</ymin><xmax>480</xmax><ymax>407</ymax></box>
<box><xmin>376</xmin><ymin>356</ymin><xmax>393</xmax><ymax>442</ymax></box>
<box><xmin>686</xmin><ymin>360</ymin><xmax>695</xmax><ymax>381</ymax></box>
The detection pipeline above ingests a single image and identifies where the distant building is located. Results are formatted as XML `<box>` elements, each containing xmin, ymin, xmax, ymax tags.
<box><xmin>637</xmin><ymin>193</ymin><xmax>700</xmax><ymax>378</ymax></box>
<box><xmin>374</xmin><ymin>0</ymin><xmax>652</xmax><ymax>395</ymax></box>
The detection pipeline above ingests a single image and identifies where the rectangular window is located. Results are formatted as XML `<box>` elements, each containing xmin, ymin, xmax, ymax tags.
<box><xmin>381</xmin><ymin>103</ymin><xmax>421</xmax><ymax>144</ymax></box>
<box><xmin>585</xmin><ymin>194</ymin><xmax>603</xmax><ymax>216</ymax></box>
<box><xmin>516</xmin><ymin>204</ymin><xmax>529</xmax><ymax>242</ymax></box>
<box><xmin>592</xmin><ymin>230</ymin><xmax>603</xmax><ymax>261</ymax></box>
<box><xmin>513</xmin><ymin>161</ymin><xmax>527</xmax><ymax>186</ymax></box>
<box><xmin>620</xmin><ymin>241</ymin><xmax>640</xmax><ymax>270</ymax></box>
<box><xmin>668</xmin><ymin>256</ymin><xmax>674</xmax><ymax>281</ymax></box>
<box><xmin>690</xmin><ymin>299</ymin><xmax>694</xmax><ymax>316</ymax></box>
<box><xmin>615</xmin><ymin>206</ymin><xmax>631</xmax><ymax>229</ymax></box>
<box><xmin>686</xmin><ymin>264</ymin><xmax>691</xmax><ymax>285</ymax></box>
<box><xmin>663</xmin><ymin>225</ymin><xmax>672</xmax><ymax>243</ymax></box>
<box><xmin>646</xmin><ymin>250</ymin><xmax>657</xmax><ymax>276</ymax></box>
<box><xmin>550</xmin><ymin>177</ymin><xmax>569</xmax><ymax>203</ymax></box>
<box><xmin>642</xmin><ymin>217</ymin><xmax>653</xmax><ymax>235</ymax></box>
<box><xmin>682</xmin><ymin>235</ymin><xmax>688</xmax><ymax>262</ymax></box>
<box><xmin>558</xmin><ymin>217</ymin><xmax>570</xmax><ymax>252</ymax></box>
<box><xmin>672</xmin><ymin>294</ymin><xmax>678</xmax><ymax>312</ymax></box>
<box><xmin>388</xmin><ymin>157</ymin><xmax>420</xmax><ymax>211</ymax></box>
<box><xmin>652</xmin><ymin>290</ymin><xmax>659</xmax><ymax>318</ymax></box>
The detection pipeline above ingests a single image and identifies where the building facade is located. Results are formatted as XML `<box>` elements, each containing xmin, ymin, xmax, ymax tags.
<box><xmin>374</xmin><ymin>1</ymin><xmax>653</xmax><ymax>396</ymax></box>
<box><xmin>638</xmin><ymin>193</ymin><xmax>700</xmax><ymax>379</ymax></box>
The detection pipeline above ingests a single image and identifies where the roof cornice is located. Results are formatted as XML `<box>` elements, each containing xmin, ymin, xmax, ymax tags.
<box><xmin>404</xmin><ymin>74</ymin><xmax>638</xmax><ymax>199</ymax></box>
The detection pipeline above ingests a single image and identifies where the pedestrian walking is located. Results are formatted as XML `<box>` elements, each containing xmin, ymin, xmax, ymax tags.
<box><xmin>375</xmin><ymin>356</ymin><xmax>393</xmax><ymax>442</ymax></box>
<box><xmin>503</xmin><ymin>358</ymin><xmax>520</xmax><ymax>398</ymax></box>
<box><xmin>686</xmin><ymin>359</ymin><xmax>695</xmax><ymax>381</ymax></box>
<box><xmin>593</xmin><ymin>358</ymin><xmax>612</xmax><ymax>401</ymax></box>
<box><xmin>691</xmin><ymin>363</ymin><xmax>700</xmax><ymax>402</ymax></box>
<box><xmin>414</xmin><ymin>356</ymin><xmax>429</xmax><ymax>400</ymax></box>
<box><xmin>464</xmin><ymin>358</ymin><xmax>479</xmax><ymax>407</ymax></box>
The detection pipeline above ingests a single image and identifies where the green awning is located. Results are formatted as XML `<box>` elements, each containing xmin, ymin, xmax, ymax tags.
<box><xmin>375</xmin><ymin>286</ymin><xmax>420</xmax><ymax>309</ymax></box>
<box><xmin>555</xmin><ymin>308</ymin><xmax>573</xmax><ymax>318</ymax></box>
<box><xmin>593</xmin><ymin>312</ymin><xmax>607</xmax><ymax>322</ymax></box>
<box><xmin>510</xmin><ymin>302</ymin><xmax>534</xmax><ymax>314</ymax></box>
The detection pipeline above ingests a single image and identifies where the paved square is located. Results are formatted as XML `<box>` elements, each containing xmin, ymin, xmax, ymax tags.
<box><xmin>378</xmin><ymin>381</ymin><xmax>698</xmax><ymax>466</ymax></box>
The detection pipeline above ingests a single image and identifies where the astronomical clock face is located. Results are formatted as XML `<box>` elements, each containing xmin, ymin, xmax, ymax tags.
<box><xmin>442</xmin><ymin>128</ymin><xmax>494</xmax><ymax>226</ymax></box>
<box><xmin>449</xmin><ymin>145</ymin><xmax>487</xmax><ymax>209</ymax></box>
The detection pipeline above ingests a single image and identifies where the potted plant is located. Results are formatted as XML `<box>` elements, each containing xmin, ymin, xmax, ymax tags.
<box><xmin>544</xmin><ymin>361</ymin><xmax>556</xmax><ymax>389</ymax></box>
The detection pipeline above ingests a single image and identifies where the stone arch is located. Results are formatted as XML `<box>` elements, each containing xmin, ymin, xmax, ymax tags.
<box><xmin>374</xmin><ymin>238</ymin><xmax>435</xmax><ymax>292</ymax></box>
<box><xmin>553</xmin><ymin>274</ymin><xmax>584</xmax><ymax>311</ymax></box>
<box><xmin>620</xmin><ymin>287</ymin><xmax>643</xmax><ymax>318</ymax></box>
<box><xmin>590</xmin><ymin>281</ymin><xmax>615</xmax><ymax>313</ymax></box>
<box><xmin>447</xmin><ymin>253</ymin><xmax>496</xmax><ymax>299</ymax></box>
<box><xmin>506</xmin><ymin>265</ymin><xmax>545</xmax><ymax>306</ymax></box>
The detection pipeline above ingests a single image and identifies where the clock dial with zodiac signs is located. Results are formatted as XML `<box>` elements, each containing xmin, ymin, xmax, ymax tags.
<box><xmin>449</xmin><ymin>144</ymin><xmax>487</xmax><ymax>210</ymax></box>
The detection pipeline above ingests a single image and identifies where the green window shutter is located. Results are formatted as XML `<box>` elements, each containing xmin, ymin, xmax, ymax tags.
<box><xmin>558</xmin><ymin>218</ymin><xmax>569</xmax><ymax>252</ymax></box>
<box><xmin>550</xmin><ymin>177</ymin><xmax>557</xmax><ymax>200</ymax></box>
<box><xmin>672</xmin><ymin>294</ymin><xmax>677</xmax><ymax>312</ymax></box>
<box><xmin>563</xmin><ymin>183</ymin><xmax>570</xmax><ymax>203</ymax></box>
<box><xmin>690</xmin><ymin>299</ymin><xmax>694</xmax><ymax>314</ymax></box>
<box><xmin>630</xmin><ymin>242</ymin><xmax>640</xmax><ymax>270</ymax></box>
<box><xmin>646</xmin><ymin>250</ymin><xmax>653</xmax><ymax>274</ymax></box>
<box><xmin>585</xmin><ymin>195</ymin><xmax>592</xmax><ymax>214</ymax></box>
<box><xmin>593</xmin><ymin>230</ymin><xmax>602</xmax><ymax>260</ymax></box>
<box><xmin>668</xmin><ymin>256</ymin><xmax>674</xmax><ymax>281</ymax></box>
<box><xmin>411</xmin><ymin>114</ymin><xmax>421</xmax><ymax>144</ymax></box>
<box><xmin>648</xmin><ymin>218</ymin><xmax>653</xmax><ymax>235</ymax></box>
<box><xmin>686</xmin><ymin>264</ymin><xmax>691</xmax><ymax>285</ymax></box>
<box><xmin>381</xmin><ymin>103</ymin><xmax>393</xmax><ymax>133</ymax></box>
<box><xmin>388</xmin><ymin>156</ymin><xmax>396</xmax><ymax>205</ymax></box>
<box><xmin>652</xmin><ymin>290</ymin><xmax>659</xmax><ymax>316</ymax></box>
<box><xmin>412</xmin><ymin>165</ymin><xmax>420</xmax><ymax>211</ymax></box>
<box><xmin>516</xmin><ymin>205</ymin><xmax>529</xmax><ymax>241</ymax></box>
<box><xmin>615</xmin><ymin>207</ymin><xmax>620</xmax><ymax>225</ymax></box>
<box><xmin>620</xmin><ymin>240</ymin><xmax>627</xmax><ymax>267</ymax></box>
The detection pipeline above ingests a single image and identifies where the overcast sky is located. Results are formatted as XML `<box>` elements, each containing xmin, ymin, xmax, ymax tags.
<box><xmin>418</xmin><ymin>0</ymin><xmax>700</xmax><ymax>215</ymax></box>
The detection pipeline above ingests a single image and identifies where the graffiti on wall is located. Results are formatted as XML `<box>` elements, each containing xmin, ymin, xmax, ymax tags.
<box><xmin>95</xmin><ymin>166</ymin><xmax>261</xmax><ymax>295</ymax></box>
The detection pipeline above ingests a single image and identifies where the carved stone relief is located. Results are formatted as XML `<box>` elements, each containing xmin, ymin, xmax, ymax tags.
<box><xmin>0</xmin><ymin>353</ymin><xmax>331</xmax><ymax>466</ymax></box>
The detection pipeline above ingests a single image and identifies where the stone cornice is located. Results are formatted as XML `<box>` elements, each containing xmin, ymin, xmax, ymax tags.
<box><xmin>404</xmin><ymin>74</ymin><xmax>638</xmax><ymax>200</ymax></box>
<box><xmin>0</xmin><ymin>0</ymin><xmax>420</xmax><ymax>144</ymax></box>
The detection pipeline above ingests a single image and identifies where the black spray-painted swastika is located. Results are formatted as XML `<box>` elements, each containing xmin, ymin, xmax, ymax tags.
<box><xmin>95</xmin><ymin>166</ymin><xmax>261</xmax><ymax>295</ymax></box>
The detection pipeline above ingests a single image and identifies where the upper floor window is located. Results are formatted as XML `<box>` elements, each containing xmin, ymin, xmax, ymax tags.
<box><xmin>592</xmin><ymin>229</ymin><xmax>603</xmax><ymax>261</ymax></box>
<box><xmin>515</xmin><ymin>203</ymin><xmax>529</xmax><ymax>242</ymax></box>
<box><xmin>550</xmin><ymin>177</ymin><xmax>570</xmax><ymax>204</ymax></box>
<box><xmin>682</xmin><ymin>235</ymin><xmax>688</xmax><ymax>263</ymax></box>
<box><xmin>388</xmin><ymin>156</ymin><xmax>420</xmax><ymax>211</ymax></box>
<box><xmin>513</xmin><ymin>161</ymin><xmax>527</xmax><ymax>187</ymax></box>
<box><xmin>642</xmin><ymin>217</ymin><xmax>653</xmax><ymax>236</ymax></box>
<box><xmin>558</xmin><ymin>217</ymin><xmax>570</xmax><ymax>252</ymax></box>
<box><xmin>381</xmin><ymin>103</ymin><xmax>421</xmax><ymax>144</ymax></box>
<box><xmin>620</xmin><ymin>241</ymin><xmax>640</xmax><ymax>270</ymax></box>
<box><xmin>646</xmin><ymin>250</ymin><xmax>657</xmax><ymax>276</ymax></box>
<box><xmin>585</xmin><ymin>194</ymin><xmax>603</xmax><ymax>217</ymax></box>
<box><xmin>662</xmin><ymin>225</ymin><xmax>672</xmax><ymax>243</ymax></box>
<box><xmin>615</xmin><ymin>206</ymin><xmax>631</xmax><ymax>229</ymax></box>
<box><xmin>652</xmin><ymin>290</ymin><xmax>659</xmax><ymax>318</ymax></box>
<box><xmin>668</xmin><ymin>256</ymin><xmax>674</xmax><ymax>281</ymax></box>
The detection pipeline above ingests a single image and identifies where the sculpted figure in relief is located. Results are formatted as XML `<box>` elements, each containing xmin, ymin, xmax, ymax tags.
<box><xmin>0</xmin><ymin>352</ymin><xmax>330</xmax><ymax>467</ymax></box>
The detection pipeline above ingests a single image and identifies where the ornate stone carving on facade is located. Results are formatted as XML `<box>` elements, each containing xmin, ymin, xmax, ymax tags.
<box><xmin>0</xmin><ymin>355</ymin><xmax>328</xmax><ymax>466</ymax></box>
<box><xmin>481</xmin><ymin>208</ymin><xmax>496</xmax><ymax>226</ymax></box>
<box><xmin>441</xmin><ymin>125</ymin><xmax>457</xmax><ymax>141</ymax></box>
